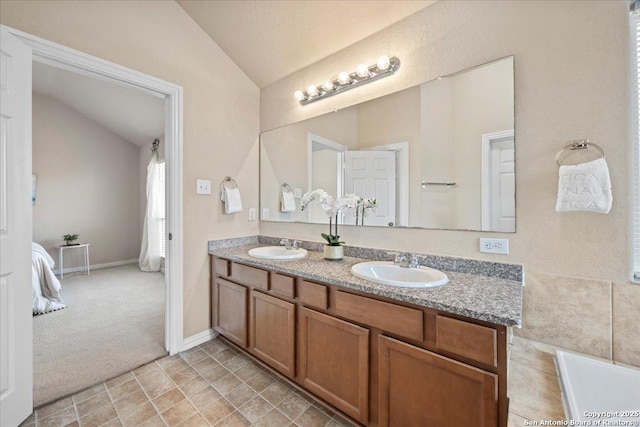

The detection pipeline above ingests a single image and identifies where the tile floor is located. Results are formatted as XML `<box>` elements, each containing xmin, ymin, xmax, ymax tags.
<box><xmin>21</xmin><ymin>338</ymin><xmax>354</xmax><ymax>427</ymax></box>
<box><xmin>22</xmin><ymin>335</ymin><xmax>573</xmax><ymax>427</ymax></box>
<box><xmin>507</xmin><ymin>336</ymin><xmax>566</xmax><ymax>426</ymax></box>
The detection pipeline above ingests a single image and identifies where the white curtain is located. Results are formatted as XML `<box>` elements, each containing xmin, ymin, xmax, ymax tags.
<box><xmin>139</xmin><ymin>152</ymin><xmax>162</xmax><ymax>272</ymax></box>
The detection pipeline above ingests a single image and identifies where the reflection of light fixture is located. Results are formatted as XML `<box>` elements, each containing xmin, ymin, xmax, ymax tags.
<box><xmin>295</xmin><ymin>56</ymin><xmax>400</xmax><ymax>105</ymax></box>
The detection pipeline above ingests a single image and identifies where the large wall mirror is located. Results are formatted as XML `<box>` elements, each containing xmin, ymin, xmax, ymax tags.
<box><xmin>260</xmin><ymin>56</ymin><xmax>515</xmax><ymax>232</ymax></box>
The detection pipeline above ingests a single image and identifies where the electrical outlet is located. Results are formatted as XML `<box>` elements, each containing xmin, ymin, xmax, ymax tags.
<box><xmin>196</xmin><ymin>179</ymin><xmax>211</xmax><ymax>195</ymax></box>
<box><xmin>479</xmin><ymin>238</ymin><xmax>509</xmax><ymax>255</ymax></box>
<box><xmin>294</xmin><ymin>188</ymin><xmax>302</xmax><ymax>198</ymax></box>
<box><xmin>261</xmin><ymin>208</ymin><xmax>269</xmax><ymax>220</ymax></box>
<box><xmin>248</xmin><ymin>208</ymin><xmax>256</xmax><ymax>221</ymax></box>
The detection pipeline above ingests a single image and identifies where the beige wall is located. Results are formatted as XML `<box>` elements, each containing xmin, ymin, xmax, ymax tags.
<box><xmin>260</xmin><ymin>1</ymin><xmax>639</xmax><ymax>364</ymax></box>
<box><xmin>261</xmin><ymin>0</ymin><xmax>630</xmax><ymax>283</ymax></box>
<box><xmin>1</xmin><ymin>0</ymin><xmax>261</xmax><ymax>338</ymax></box>
<box><xmin>32</xmin><ymin>94</ymin><xmax>141</xmax><ymax>267</ymax></box>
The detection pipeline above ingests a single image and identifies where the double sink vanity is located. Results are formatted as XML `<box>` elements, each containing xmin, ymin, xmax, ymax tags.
<box><xmin>209</xmin><ymin>237</ymin><xmax>523</xmax><ymax>427</ymax></box>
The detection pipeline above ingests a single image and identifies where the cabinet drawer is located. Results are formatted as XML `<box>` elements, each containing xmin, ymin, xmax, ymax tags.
<box><xmin>436</xmin><ymin>315</ymin><xmax>497</xmax><ymax>367</ymax></box>
<box><xmin>231</xmin><ymin>263</ymin><xmax>269</xmax><ymax>290</ymax></box>
<box><xmin>298</xmin><ymin>280</ymin><xmax>328</xmax><ymax>310</ymax></box>
<box><xmin>271</xmin><ymin>272</ymin><xmax>295</xmax><ymax>299</ymax></box>
<box><xmin>335</xmin><ymin>291</ymin><xmax>423</xmax><ymax>342</ymax></box>
<box><xmin>213</xmin><ymin>258</ymin><xmax>230</xmax><ymax>277</ymax></box>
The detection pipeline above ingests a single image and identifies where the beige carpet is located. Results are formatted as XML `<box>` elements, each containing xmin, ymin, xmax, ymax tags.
<box><xmin>33</xmin><ymin>264</ymin><xmax>166</xmax><ymax>407</ymax></box>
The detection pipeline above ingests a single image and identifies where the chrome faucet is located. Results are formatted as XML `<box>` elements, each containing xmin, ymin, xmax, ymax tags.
<box><xmin>389</xmin><ymin>252</ymin><xmax>421</xmax><ymax>268</ymax></box>
<box><xmin>279</xmin><ymin>239</ymin><xmax>300</xmax><ymax>250</ymax></box>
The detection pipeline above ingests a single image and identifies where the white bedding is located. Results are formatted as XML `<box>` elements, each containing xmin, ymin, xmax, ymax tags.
<box><xmin>32</xmin><ymin>242</ymin><xmax>67</xmax><ymax>314</ymax></box>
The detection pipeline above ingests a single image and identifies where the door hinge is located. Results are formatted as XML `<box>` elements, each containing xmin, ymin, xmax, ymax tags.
<box><xmin>169</xmin><ymin>233</ymin><xmax>173</xmax><ymax>240</ymax></box>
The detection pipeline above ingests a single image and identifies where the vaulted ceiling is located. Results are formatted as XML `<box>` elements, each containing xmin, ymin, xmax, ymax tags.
<box><xmin>31</xmin><ymin>1</ymin><xmax>434</xmax><ymax>144</ymax></box>
<box><xmin>32</xmin><ymin>61</ymin><xmax>165</xmax><ymax>147</ymax></box>
<box><xmin>177</xmin><ymin>0</ymin><xmax>434</xmax><ymax>88</ymax></box>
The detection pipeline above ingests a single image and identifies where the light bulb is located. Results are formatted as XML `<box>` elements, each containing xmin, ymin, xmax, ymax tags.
<box><xmin>377</xmin><ymin>55</ymin><xmax>390</xmax><ymax>71</ymax></box>
<box><xmin>307</xmin><ymin>85</ymin><xmax>318</xmax><ymax>97</ymax></box>
<box><xmin>322</xmin><ymin>81</ymin><xmax>334</xmax><ymax>92</ymax></box>
<box><xmin>294</xmin><ymin>90</ymin><xmax>305</xmax><ymax>101</ymax></box>
<box><xmin>356</xmin><ymin>64</ymin><xmax>370</xmax><ymax>78</ymax></box>
<box><xmin>338</xmin><ymin>72</ymin><xmax>351</xmax><ymax>85</ymax></box>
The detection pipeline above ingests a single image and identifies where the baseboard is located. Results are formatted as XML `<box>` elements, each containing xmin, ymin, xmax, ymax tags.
<box><xmin>182</xmin><ymin>329</ymin><xmax>218</xmax><ymax>352</ymax></box>
<box><xmin>54</xmin><ymin>259</ymin><xmax>138</xmax><ymax>275</ymax></box>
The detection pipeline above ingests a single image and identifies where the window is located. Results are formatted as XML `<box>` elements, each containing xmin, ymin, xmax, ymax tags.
<box><xmin>633</xmin><ymin>4</ymin><xmax>640</xmax><ymax>281</ymax></box>
<box><xmin>157</xmin><ymin>161</ymin><xmax>166</xmax><ymax>258</ymax></box>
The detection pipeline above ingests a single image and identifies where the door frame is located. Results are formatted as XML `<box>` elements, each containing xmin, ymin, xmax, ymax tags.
<box><xmin>2</xmin><ymin>25</ymin><xmax>184</xmax><ymax>354</ymax></box>
<box><xmin>481</xmin><ymin>129</ymin><xmax>514</xmax><ymax>232</ymax></box>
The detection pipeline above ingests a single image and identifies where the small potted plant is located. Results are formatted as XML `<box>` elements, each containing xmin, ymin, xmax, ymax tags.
<box><xmin>301</xmin><ymin>189</ymin><xmax>359</xmax><ymax>260</ymax></box>
<box><xmin>63</xmin><ymin>234</ymin><xmax>79</xmax><ymax>246</ymax></box>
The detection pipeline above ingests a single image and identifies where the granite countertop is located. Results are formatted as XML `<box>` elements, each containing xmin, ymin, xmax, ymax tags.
<box><xmin>209</xmin><ymin>243</ymin><xmax>523</xmax><ymax>327</ymax></box>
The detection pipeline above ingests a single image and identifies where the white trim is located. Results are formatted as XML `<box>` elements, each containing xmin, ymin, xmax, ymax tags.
<box><xmin>54</xmin><ymin>259</ymin><xmax>137</xmax><ymax>275</ymax></box>
<box><xmin>182</xmin><ymin>329</ymin><xmax>218</xmax><ymax>352</ymax></box>
<box><xmin>631</xmin><ymin>11</ymin><xmax>640</xmax><ymax>282</ymax></box>
<box><xmin>481</xmin><ymin>129</ymin><xmax>515</xmax><ymax>231</ymax></box>
<box><xmin>2</xmin><ymin>25</ymin><xmax>184</xmax><ymax>355</ymax></box>
<box><xmin>364</xmin><ymin>142</ymin><xmax>410</xmax><ymax>227</ymax></box>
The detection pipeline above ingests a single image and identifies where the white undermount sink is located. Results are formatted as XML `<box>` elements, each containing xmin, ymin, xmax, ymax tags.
<box><xmin>248</xmin><ymin>246</ymin><xmax>307</xmax><ymax>260</ymax></box>
<box><xmin>351</xmin><ymin>261</ymin><xmax>449</xmax><ymax>288</ymax></box>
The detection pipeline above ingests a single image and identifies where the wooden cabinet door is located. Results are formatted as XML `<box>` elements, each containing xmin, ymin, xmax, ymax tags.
<box><xmin>250</xmin><ymin>290</ymin><xmax>295</xmax><ymax>378</ymax></box>
<box><xmin>299</xmin><ymin>307</ymin><xmax>369</xmax><ymax>424</ymax></box>
<box><xmin>215</xmin><ymin>278</ymin><xmax>248</xmax><ymax>348</ymax></box>
<box><xmin>378</xmin><ymin>335</ymin><xmax>498</xmax><ymax>427</ymax></box>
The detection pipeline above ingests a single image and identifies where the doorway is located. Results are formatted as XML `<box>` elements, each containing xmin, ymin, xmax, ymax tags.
<box><xmin>31</xmin><ymin>60</ymin><xmax>168</xmax><ymax>406</ymax></box>
<box><xmin>481</xmin><ymin>129</ymin><xmax>515</xmax><ymax>232</ymax></box>
<box><xmin>1</xmin><ymin>24</ymin><xmax>184</xmax><ymax>425</ymax></box>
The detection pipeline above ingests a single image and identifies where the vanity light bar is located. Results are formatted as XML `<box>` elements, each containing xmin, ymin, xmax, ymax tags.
<box><xmin>294</xmin><ymin>56</ymin><xmax>401</xmax><ymax>106</ymax></box>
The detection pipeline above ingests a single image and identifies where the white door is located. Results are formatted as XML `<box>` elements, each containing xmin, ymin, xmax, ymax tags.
<box><xmin>0</xmin><ymin>27</ymin><xmax>33</xmax><ymax>427</ymax></box>
<box><xmin>344</xmin><ymin>151</ymin><xmax>396</xmax><ymax>227</ymax></box>
<box><xmin>489</xmin><ymin>138</ymin><xmax>515</xmax><ymax>232</ymax></box>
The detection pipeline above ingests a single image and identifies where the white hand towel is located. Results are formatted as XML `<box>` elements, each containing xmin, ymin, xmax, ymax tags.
<box><xmin>280</xmin><ymin>190</ymin><xmax>296</xmax><ymax>212</ymax></box>
<box><xmin>556</xmin><ymin>158</ymin><xmax>612</xmax><ymax>214</ymax></box>
<box><xmin>221</xmin><ymin>187</ymin><xmax>243</xmax><ymax>214</ymax></box>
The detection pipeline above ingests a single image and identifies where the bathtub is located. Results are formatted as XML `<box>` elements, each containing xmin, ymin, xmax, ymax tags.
<box><xmin>556</xmin><ymin>350</ymin><xmax>640</xmax><ymax>424</ymax></box>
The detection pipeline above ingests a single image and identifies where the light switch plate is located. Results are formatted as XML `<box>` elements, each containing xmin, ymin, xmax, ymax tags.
<box><xmin>248</xmin><ymin>208</ymin><xmax>256</xmax><ymax>221</ymax></box>
<box><xmin>196</xmin><ymin>179</ymin><xmax>211</xmax><ymax>195</ymax></box>
<box><xmin>261</xmin><ymin>208</ymin><xmax>269</xmax><ymax>220</ymax></box>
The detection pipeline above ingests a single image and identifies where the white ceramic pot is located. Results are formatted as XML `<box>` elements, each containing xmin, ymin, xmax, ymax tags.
<box><xmin>323</xmin><ymin>245</ymin><xmax>344</xmax><ymax>260</ymax></box>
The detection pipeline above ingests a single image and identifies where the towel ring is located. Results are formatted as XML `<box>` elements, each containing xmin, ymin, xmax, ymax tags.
<box><xmin>555</xmin><ymin>140</ymin><xmax>605</xmax><ymax>168</ymax></box>
<box><xmin>281</xmin><ymin>183</ymin><xmax>293</xmax><ymax>192</ymax></box>
<box><xmin>219</xmin><ymin>176</ymin><xmax>238</xmax><ymax>191</ymax></box>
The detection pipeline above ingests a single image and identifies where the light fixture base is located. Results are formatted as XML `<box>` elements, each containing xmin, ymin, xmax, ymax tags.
<box><xmin>298</xmin><ymin>56</ymin><xmax>400</xmax><ymax>106</ymax></box>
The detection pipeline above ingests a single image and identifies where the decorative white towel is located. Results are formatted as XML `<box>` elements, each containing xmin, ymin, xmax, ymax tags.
<box><xmin>556</xmin><ymin>158</ymin><xmax>612</xmax><ymax>214</ymax></box>
<box><xmin>280</xmin><ymin>190</ymin><xmax>296</xmax><ymax>213</ymax></box>
<box><xmin>221</xmin><ymin>187</ymin><xmax>243</xmax><ymax>214</ymax></box>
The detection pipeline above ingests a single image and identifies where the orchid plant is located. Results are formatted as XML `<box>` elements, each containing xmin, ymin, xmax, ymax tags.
<box><xmin>355</xmin><ymin>197</ymin><xmax>378</xmax><ymax>226</ymax></box>
<box><xmin>301</xmin><ymin>189</ymin><xmax>359</xmax><ymax>246</ymax></box>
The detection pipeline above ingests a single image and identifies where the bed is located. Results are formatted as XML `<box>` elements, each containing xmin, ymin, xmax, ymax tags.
<box><xmin>32</xmin><ymin>242</ymin><xmax>67</xmax><ymax>315</ymax></box>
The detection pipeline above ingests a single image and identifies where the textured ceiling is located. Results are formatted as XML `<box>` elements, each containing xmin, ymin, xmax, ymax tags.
<box><xmin>32</xmin><ymin>61</ymin><xmax>165</xmax><ymax>147</ymax></box>
<box><xmin>177</xmin><ymin>0</ymin><xmax>434</xmax><ymax>88</ymax></box>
